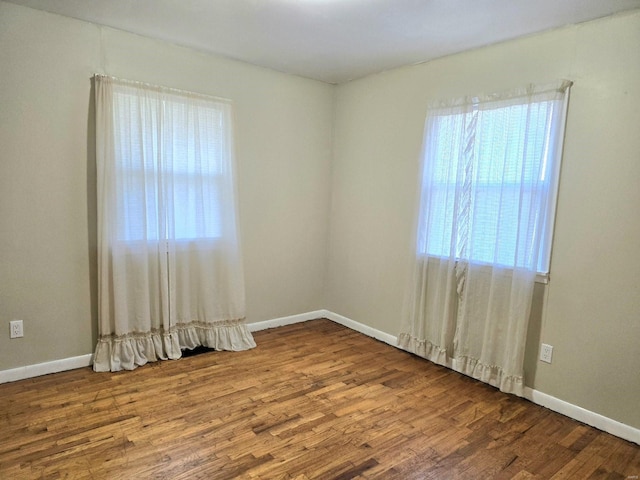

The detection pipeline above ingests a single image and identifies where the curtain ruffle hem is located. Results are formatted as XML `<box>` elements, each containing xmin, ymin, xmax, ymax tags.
<box><xmin>397</xmin><ymin>332</ymin><xmax>450</xmax><ymax>367</ymax></box>
<box><xmin>398</xmin><ymin>332</ymin><xmax>525</xmax><ymax>397</ymax></box>
<box><xmin>93</xmin><ymin>319</ymin><xmax>255</xmax><ymax>372</ymax></box>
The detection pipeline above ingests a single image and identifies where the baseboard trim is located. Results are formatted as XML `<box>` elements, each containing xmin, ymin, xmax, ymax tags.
<box><xmin>0</xmin><ymin>354</ymin><xmax>93</xmax><ymax>384</ymax></box>
<box><xmin>1</xmin><ymin>310</ymin><xmax>638</xmax><ymax>445</ymax></box>
<box><xmin>0</xmin><ymin>312</ymin><xmax>327</xmax><ymax>384</ymax></box>
<box><xmin>523</xmin><ymin>387</ymin><xmax>640</xmax><ymax>445</ymax></box>
<box><xmin>247</xmin><ymin>310</ymin><xmax>327</xmax><ymax>332</ymax></box>
<box><xmin>323</xmin><ymin>311</ymin><xmax>640</xmax><ymax>445</ymax></box>
<box><xmin>247</xmin><ymin>309</ymin><xmax>397</xmax><ymax>348</ymax></box>
<box><xmin>322</xmin><ymin>310</ymin><xmax>398</xmax><ymax>347</ymax></box>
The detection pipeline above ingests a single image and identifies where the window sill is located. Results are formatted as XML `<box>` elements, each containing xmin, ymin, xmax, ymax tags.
<box><xmin>416</xmin><ymin>253</ymin><xmax>550</xmax><ymax>284</ymax></box>
<box><xmin>535</xmin><ymin>273</ymin><xmax>549</xmax><ymax>284</ymax></box>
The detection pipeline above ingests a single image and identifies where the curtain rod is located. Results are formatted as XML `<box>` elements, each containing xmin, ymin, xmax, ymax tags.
<box><xmin>93</xmin><ymin>73</ymin><xmax>233</xmax><ymax>104</ymax></box>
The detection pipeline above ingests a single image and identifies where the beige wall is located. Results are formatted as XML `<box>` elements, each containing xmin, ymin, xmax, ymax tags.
<box><xmin>0</xmin><ymin>2</ymin><xmax>334</xmax><ymax>370</ymax></box>
<box><xmin>2</xmin><ymin>1</ymin><xmax>639</xmax><ymax>431</ymax></box>
<box><xmin>326</xmin><ymin>11</ymin><xmax>640</xmax><ymax>428</ymax></box>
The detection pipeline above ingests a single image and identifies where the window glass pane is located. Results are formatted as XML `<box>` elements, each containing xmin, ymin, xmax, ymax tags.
<box><xmin>418</xmin><ymin>92</ymin><xmax>565</xmax><ymax>274</ymax></box>
<box><xmin>111</xmin><ymin>89</ymin><xmax>228</xmax><ymax>242</ymax></box>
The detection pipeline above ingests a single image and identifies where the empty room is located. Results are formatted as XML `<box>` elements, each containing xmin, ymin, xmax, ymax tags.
<box><xmin>1</xmin><ymin>0</ymin><xmax>639</xmax><ymax>478</ymax></box>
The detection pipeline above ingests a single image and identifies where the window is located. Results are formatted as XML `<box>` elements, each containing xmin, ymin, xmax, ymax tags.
<box><xmin>416</xmin><ymin>82</ymin><xmax>571</xmax><ymax>275</ymax></box>
<box><xmin>94</xmin><ymin>75</ymin><xmax>253</xmax><ymax>372</ymax></box>
<box><xmin>110</xmin><ymin>86</ymin><xmax>232</xmax><ymax>244</ymax></box>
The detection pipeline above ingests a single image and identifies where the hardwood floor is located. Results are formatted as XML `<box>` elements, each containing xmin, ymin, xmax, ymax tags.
<box><xmin>1</xmin><ymin>319</ymin><xmax>638</xmax><ymax>479</ymax></box>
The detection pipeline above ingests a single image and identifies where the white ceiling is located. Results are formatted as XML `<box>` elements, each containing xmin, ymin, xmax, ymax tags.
<box><xmin>6</xmin><ymin>0</ymin><xmax>640</xmax><ymax>84</ymax></box>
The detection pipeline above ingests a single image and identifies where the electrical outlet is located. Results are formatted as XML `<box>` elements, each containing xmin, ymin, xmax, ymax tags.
<box><xmin>10</xmin><ymin>320</ymin><xmax>23</xmax><ymax>339</ymax></box>
<box><xmin>540</xmin><ymin>343</ymin><xmax>553</xmax><ymax>363</ymax></box>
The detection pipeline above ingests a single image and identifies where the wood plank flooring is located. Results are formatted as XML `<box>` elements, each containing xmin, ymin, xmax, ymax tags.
<box><xmin>0</xmin><ymin>319</ymin><xmax>638</xmax><ymax>479</ymax></box>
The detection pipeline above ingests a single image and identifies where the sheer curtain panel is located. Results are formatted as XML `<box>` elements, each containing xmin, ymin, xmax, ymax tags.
<box><xmin>93</xmin><ymin>75</ymin><xmax>255</xmax><ymax>372</ymax></box>
<box><xmin>399</xmin><ymin>81</ymin><xmax>571</xmax><ymax>396</ymax></box>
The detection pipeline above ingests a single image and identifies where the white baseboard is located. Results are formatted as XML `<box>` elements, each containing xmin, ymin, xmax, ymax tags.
<box><xmin>247</xmin><ymin>310</ymin><xmax>327</xmax><ymax>332</ymax></box>
<box><xmin>0</xmin><ymin>354</ymin><xmax>93</xmax><ymax>384</ymax></box>
<box><xmin>1</xmin><ymin>310</ymin><xmax>638</xmax><ymax>445</ymax></box>
<box><xmin>0</xmin><ymin>312</ymin><xmax>324</xmax><ymax>384</ymax></box>
<box><xmin>246</xmin><ymin>309</ymin><xmax>397</xmax><ymax>348</ymax></box>
<box><xmin>321</xmin><ymin>310</ymin><xmax>640</xmax><ymax>445</ymax></box>
<box><xmin>523</xmin><ymin>387</ymin><xmax>640</xmax><ymax>445</ymax></box>
<box><xmin>322</xmin><ymin>310</ymin><xmax>398</xmax><ymax>347</ymax></box>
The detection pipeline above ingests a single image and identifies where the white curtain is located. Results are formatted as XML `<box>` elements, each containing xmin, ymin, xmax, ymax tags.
<box><xmin>93</xmin><ymin>75</ymin><xmax>255</xmax><ymax>372</ymax></box>
<box><xmin>399</xmin><ymin>81</ymin><xmax>571</xmax><ymax>396</ymax></box>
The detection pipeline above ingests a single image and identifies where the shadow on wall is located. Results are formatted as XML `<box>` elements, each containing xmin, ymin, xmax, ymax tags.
<box><xmin>523</xmin><ymin>282</ymin><xmax>545</xmax><ymax>388</ymax></box>
<box><xmin>86</xmin><ymin>78</ymin><xmax>98</xmax><ymax>347</ymax></box>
